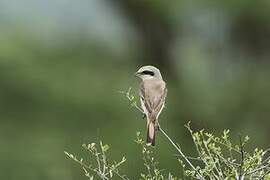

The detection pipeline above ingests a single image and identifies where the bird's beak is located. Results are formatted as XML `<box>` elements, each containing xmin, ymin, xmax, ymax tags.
<box><xmin>134</xmin><ymin>72</ymin><xmax>140</xmax><ymax>77</ymax></box>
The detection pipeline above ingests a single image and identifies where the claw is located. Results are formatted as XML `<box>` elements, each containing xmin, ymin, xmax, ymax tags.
<box><xmin>155</xmin><ymin>123</ymin><xmax>160</xmax><ymax>131</ymax></box>
<box><xmin>142</xmin><ymin>113</ymin><xmax>147</xmax><ymax>120</ymax></box>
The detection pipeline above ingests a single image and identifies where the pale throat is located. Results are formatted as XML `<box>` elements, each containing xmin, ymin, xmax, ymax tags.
<box><xmin>141</xmin><ymin>75</ymin><xmax>156</xmax><ymax>81</ymax></box>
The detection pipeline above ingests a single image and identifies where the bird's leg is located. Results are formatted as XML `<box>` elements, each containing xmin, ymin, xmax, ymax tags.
<box><xmin>142</xmin><ymin>113</ymin><xmax>147</xmax><ymax>120</ymax></box>
<box><xmin>155</xmin><ymin>122</ymin><xmax>160</xmax><ymax>131</ymax></box>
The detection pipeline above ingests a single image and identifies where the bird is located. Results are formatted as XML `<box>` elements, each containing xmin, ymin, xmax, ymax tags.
<box><xmin>135</xmin><ymin>65</ymin><xmax>167</xmax><ymax>146</ymax></box>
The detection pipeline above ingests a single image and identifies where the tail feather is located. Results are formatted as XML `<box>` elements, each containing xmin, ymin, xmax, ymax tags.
<box><xmin>146</xmin><ymin>121</ymin><xmax>156</xmax><ymax>146</ymax></box>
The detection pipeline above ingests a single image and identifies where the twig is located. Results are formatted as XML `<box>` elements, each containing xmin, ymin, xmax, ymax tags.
<box><xmin>238</xmin><ymin>135</ymin><xmax>245</xmax><ymax>180</ymax></box>
<box><xmin>259</xmin><ymin>169</ymin><xmax>270</xmax><ymax>180</ymax></box>
<box><xmin>95</xmin><ymin>153</ymin><xmax>103</xmax><ymax>178</ymax></box>
<box><xmin>159</xmin><ymin>127</ymin><xmax>205</xmax><ymax>180</ymax></box>
<box><xmin>200</xmin><ymin>132</ymin><xmax>224</xmax><ymax>179</ymax></box>
<box><xmin>142</xmin><ymin>147</ymin><xmax>153</xmax><ymax>179</ymax></box>
<box><xmin>244</xmin><ymin>164</ymin><xmax>270</xmax><ymax>176</ymax></box>
<box><xmin>64</xmin><ymin>151</ymin><xmax>99</xmax><ymax>176</ymax></box>
<box><xmin>174</xmin><ymin>154</ymin><xmax>202</xmax><ymax>161</ymax></box>
<box><xmin>262</xmin><ymin>148</ymin><xmax>270</xmax><ymax>165</ymax></box>
<box><xmin>119</xmin><ymin>88</ymin><xmax>144</xmax><ymax>114</ymax></box>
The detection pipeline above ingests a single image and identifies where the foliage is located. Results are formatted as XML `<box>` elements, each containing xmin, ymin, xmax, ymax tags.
<box><xmin>65</xmin><ymin>126</ymin><xmax>270</xmax><ymax>180</ymax></box>
<box><xmin>66</xmin><ymin>89</ymin><xmax>270</xmax><ymax>179</ymax></box>
<box><xmin>181</xmin><ymin>123</ymin><xmax>270</xmax><ymax>179</ymax></box>
<box><xmin>135</xmin><ymin>132</ymin><xmax>177</xmax><ymax>180</ymax></box>
<box><xmin>65</xmin><ymin>142</ymin><xmax>128</xmax><ymax>180</ymax></box>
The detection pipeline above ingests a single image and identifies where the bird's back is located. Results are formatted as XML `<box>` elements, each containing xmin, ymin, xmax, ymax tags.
<box><xmin>140</xmin><ymin>79</ymin><xmax>166</xmax><ymax>114</ymax></box>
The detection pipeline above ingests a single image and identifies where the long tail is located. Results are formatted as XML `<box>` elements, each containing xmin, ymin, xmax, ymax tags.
<box><xmin>146</xmin><ymin>120</ymin><xmax>156</xmax><ymax>146</ymax></box>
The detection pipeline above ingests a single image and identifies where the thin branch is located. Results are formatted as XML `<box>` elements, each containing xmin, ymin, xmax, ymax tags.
<box><xmin>238</xmin><ymin>135</ymin><xmax>245</xmax><ymax>180</ymax></box>
<box><xmin>201</xmin><ymin>132</ymin><xmax>224</xmax><ymax>179</ymax></box>
<box><xmin>159</xmin><ymin>127</ymin><xmax>204</xmax><ymax>180</ymax></box>
<box><xmin>173</xmin><ymin>154</ymin><xmax>202</xmax><ymax>161</ymax></box>
<box><xmin>111</xmin><ymin>170</ymin><xmax>129</xmax><ymax>180</ymax></box>
<box><xmin>244</xmin><ymin>164</ymin><xmax>270</xmax><ymax>176</ymax></box>
<box><xmin>80</xmin><ymin>144</ymin><xmax>129</xmax><ymax>180</ymax></box>
<box><xmin>119</xmin><ymin>88</ymin><xmax>144</xmax><ymax>114</ymax></box>
<box><xmin>95</xmin><ymin>152</ymin><xmax>103</xmax><ymax>178</ymax></box>
<box><xmin>142</xmin><ymin>150</ymin><xmax>153</xmax><ymax>179</ymax></box>
<box><xmin>259</xmin><ymin>169</ymin><xmax>270</xmax><ymax>180</ymax></box>
<box><xmin>193</xmin><ymin>133</ymin><xmax>218</xmax><ymax>179</ymax></box>
<box><xmin>262</xmin><ymin>148</ymin><xmax>270</xmax><ymax>165</ymax></box>
<box><xmin>64</xmin><ymin>152</ymin><xmax>98</xmax><ymax>175</ymax></box>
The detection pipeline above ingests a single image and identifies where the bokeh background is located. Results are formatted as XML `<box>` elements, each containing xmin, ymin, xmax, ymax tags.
<box><xmin>0</xmin><ymin>0</ymin><xmax>270</xmax><ymax>179</ymax></box>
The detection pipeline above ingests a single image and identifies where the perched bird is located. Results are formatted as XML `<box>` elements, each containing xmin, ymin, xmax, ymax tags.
<box><xmin>135</xmin><ymin>65</ymin><xmax>167</xmax><ymax>146</ymax></box>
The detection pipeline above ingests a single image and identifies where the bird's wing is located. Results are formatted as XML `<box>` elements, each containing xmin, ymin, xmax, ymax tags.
<box><xmin>140</xmin><ymin>80</ymin><xmax>167</xmax><ymax>119</ymax></box>
<box><xmin>154</xmin><ymin>86</ymin><xmax>167</xmax><ymax>112</ymax></box>
<box><xmin>139</xmin><ymin>82</ymin><xmax>152</xmax><ymax>114</ymax></box>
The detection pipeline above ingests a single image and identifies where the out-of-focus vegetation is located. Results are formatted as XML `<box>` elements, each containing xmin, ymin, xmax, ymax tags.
<box><xmin>0</xmin><ymin>0</ymin><xmax>270</xmax><ymax>179</ymax></box>
<box><xmin>66</xmin><ymin>126</ymin><xmax>270</xmax><ymax>179</ymax></box>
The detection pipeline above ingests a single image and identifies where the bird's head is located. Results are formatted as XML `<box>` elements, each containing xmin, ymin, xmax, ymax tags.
<box><xmin>135</xmin><ymin>65</ymin><xmax>162</xmax><ymax>80</ymax></box>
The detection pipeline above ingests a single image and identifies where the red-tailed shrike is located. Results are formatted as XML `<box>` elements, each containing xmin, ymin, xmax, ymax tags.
<box><xmin>135</xmin><ymin>65</ymin><xmax>167</xmax><ymax>146</ymax></box>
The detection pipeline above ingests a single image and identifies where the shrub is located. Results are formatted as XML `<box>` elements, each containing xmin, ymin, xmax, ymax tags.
<box><xmin>65</xmin><ymin>88</ymin><xmax>270</xmax><ymax>179</ymax></box>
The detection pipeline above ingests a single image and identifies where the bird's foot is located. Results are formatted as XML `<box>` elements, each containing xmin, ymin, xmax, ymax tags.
<box><xmin>155</xmin><ymin>123</ymin><xmax>160</xmax><ymax>131</ymax></box>
<box><xmin>142</xmin><ymin>113</ymin><xmax>146</xmax><ymax>120</ymax></box>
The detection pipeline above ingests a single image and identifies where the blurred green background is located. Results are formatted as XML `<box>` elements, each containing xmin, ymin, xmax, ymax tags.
<box><xmin>0</xmin><ymin>0</ymin><xmax>270</xmax><ymax>179</ymax></box>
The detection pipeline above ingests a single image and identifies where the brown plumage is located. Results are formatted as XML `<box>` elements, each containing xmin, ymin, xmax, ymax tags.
<box><xmin>135</xmin><ymin>65</ymin><xmax>167</xmax><ymax>146</ymax></box>
<box><xmin>140</xmin><ymin>79</ymin><xmax>167</xmax><ymax>146</ymax></box>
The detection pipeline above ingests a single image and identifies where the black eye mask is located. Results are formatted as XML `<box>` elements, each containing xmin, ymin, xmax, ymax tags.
<box><xmin>141</xmin><ymin>70</ymin><xmax>155</xmax><ymax>76</ymax></box>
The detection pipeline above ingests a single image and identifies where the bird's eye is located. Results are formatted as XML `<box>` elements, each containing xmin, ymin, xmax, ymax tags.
<box><xmin>142</xmin><ymin>70</ymin><xmax>154</xmax><ymax>76</ymax></box>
